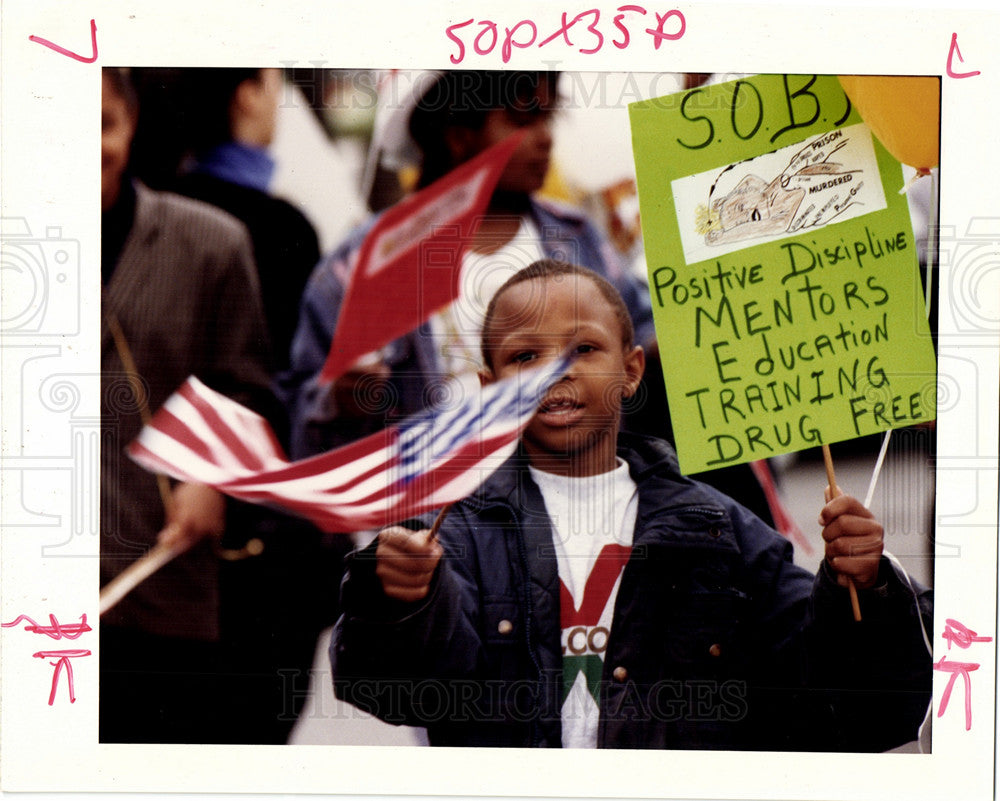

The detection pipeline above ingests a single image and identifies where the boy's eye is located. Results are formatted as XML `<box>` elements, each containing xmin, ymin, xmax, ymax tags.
<box><xmin>574</xmin><ymin>343</ymin><xmax>597</xmax><ymax>355</ymax></box>
<box><xmin>510</xmin><ymin>351</ymin><xmax>537</xmax><ymax>364</ymax></box>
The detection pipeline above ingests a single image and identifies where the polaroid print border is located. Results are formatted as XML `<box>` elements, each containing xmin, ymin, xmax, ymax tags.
<box><xmin>1</xmin><ymin>2</ymin><xmax>998</xmax><ymax>800</ymax></box>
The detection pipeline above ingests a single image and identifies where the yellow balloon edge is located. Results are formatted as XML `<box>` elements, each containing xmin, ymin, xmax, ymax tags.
<box><xmin>837</xmin><ymin>75</ymin><xmax>940</xmax><ymax>171</ymax></box>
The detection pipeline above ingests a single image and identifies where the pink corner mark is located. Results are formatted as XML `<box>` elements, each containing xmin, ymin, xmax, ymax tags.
<box><xmin>942</xmin><ymin>618</ymin><xmax>993</xmax><ymax>650</ymax></box>
<box><xmin>5</xmin><ymin>614</ymin><xmax>93</xmax><ymax>704</ymax></box>
<box><xmin>3</xmin><ymin>613</ymin><xmax>92</xmax><ymax>639</ymax></box>
<box><xmin>29</xmin><ymin>19</ymin><xmax>98</xmax><ymax>63</ymax></box>
<box><xmin>947</xmin><ymin>32</ymin><xmax>980</xmax><ymax>79</ymax></box>
<box><xmin>934</xmin><ymin>656</ymin><xmax>980</xmax><ymax>731</ymax></box>
<box><xmin>934</xmin><ymin>619</ymin><xmax>993</xmax><ymax>730</ymax></box>
<box><xmin>33</xmin><ymin>650</ymin><xmax>92</xmax><ymax>705</ymax></box>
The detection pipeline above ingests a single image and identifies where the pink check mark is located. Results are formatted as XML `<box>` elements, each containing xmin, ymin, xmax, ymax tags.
<box><xmin>29</xmin><ymin>19</ymin><xmax>98</xmax><ymax>63</ymax></box>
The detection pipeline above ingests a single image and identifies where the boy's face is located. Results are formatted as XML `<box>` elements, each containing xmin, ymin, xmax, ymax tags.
<box><xmin>482</xmin><ymin>275</ymin><xmax>644</xmax><ymax>477</ymax></box>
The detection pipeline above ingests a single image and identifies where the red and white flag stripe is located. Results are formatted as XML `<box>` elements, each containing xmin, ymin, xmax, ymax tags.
<box><xmin>128</xmin><ymin>355</ymin><xmax>571</xmax><ymax>533</ymax></box>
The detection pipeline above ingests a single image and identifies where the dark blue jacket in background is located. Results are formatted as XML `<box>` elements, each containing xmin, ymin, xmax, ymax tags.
<box><xmin>331</xmin><ymin>433</ymin><xmax>933</xmax><ymax>750</ymax></box>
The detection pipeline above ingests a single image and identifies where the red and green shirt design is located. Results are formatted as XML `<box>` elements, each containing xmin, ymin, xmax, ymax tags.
<box><xmin>559</xmin><ymin>543</ymin><xmax>631</xmax><ymax>706</ymax></box>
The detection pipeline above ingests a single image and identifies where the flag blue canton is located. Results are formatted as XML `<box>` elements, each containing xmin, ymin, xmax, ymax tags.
<box><xmin>396</xmin><ymin>354</ymin><xmax>573</xmax><ymax>484</ymax></box>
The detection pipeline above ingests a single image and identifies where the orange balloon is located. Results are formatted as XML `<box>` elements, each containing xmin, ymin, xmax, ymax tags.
<box><xmin>838</xmin><ymin>75</ymin><xmax>940</xmax><ymax>172</ymax></box>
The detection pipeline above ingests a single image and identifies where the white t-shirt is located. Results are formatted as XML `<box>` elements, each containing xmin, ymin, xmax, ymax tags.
<box><xmin>529</xmin><ymin>460</ymin><xmax>638</xmax><ymax>748</ymax></box>
<box><xmin>429</xmin><ymin>216</ymin><xmax>544</xmax><ymax>379</ymax></box>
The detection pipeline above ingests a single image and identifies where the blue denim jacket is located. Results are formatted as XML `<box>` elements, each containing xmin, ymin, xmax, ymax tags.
<box><xmin>279</xmin><ymin>199</ymin><xmax>653</xmax><ymax>459</ymax></box>
<box><xmin>331</xmin><ymin>434</ymin><xmax>933</xmax><ymax>750</ymax></box>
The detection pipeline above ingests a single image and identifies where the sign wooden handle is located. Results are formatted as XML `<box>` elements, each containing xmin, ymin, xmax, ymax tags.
<box><xmin>822</xmin><ymin>444</ymin><xmax>862</xmax><ymax>622</ymax></box>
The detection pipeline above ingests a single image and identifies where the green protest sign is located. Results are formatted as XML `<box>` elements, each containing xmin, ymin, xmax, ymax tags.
<box><xmin>629</xmin><ymin>74</ymin><xmax>937</xmax><ymax>474</ymax></box>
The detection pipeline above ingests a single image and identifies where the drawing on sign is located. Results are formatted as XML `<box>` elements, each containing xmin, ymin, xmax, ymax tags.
<box><xmin>703</xmin><ymin>135</ymin><xmax>858</xmax><ymax>243</ymax></box>
<box><xmin>676</xmin><ymin>123</ymin><xmax>887</xmax><ymax>264</ymax></box>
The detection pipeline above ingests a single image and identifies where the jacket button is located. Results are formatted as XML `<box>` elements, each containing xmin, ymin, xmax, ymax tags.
<box><xmin>708</xmin><ymin>643</ymin><xmax>722</xmax><ymax>657</ymax></box>
<box><xmin>612</xmin><ymin>666</ymin><xmax>628</xmax><ymax>682</ymax></box>
<box><xmin>497</xmin><ymin>619</ymin><xmax>514</xmax><ymax>635</ymax></box>
<box><xmin>708</xmin><ymin>527</ymin><xmax>722</xmax><ymax>538</ymax></box>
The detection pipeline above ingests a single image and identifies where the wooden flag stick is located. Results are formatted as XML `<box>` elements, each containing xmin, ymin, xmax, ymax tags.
<box><xmin>822</xmin><ymin>444</ymin><xmax>862</xmax><ymax>622</ymax></box>
<box><xmin>428</xmin><ymin>503</ymin><xmax>454</xmax><ymax>540</ymax></box>
<box><xmin>99</xmin><ymin>523</ymin><xmax>186</xmax><ymax>616</ymax></box>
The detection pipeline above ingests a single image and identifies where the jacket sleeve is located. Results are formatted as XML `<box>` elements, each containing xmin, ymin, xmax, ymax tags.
<box><xmin>198</xmin><ymin>225</ymin><xmax>283</xmax><ymax>425</ymax></box>
<box><xmin>577</xmin><ymin>215</ymin><xmax>656</xmax><ymax>349</ymax></box>
<box><xmin>330</xmin><ymin>512</ymin><xmax>489</xmax><ymax>727</ymax></box>
<box><xmin>280</xmin><ymin>253</ymin><xmax>349</xmax><ymax>458</ymax></box>
<box><xmin>804</xmin><ymin>554</ymin><xmax>933</xmax><ymax>751</ymax></box>
<box><xmin>279</xmin><ymin>216</ymin><xmax>419</xmax><ymax>459</ymax></box>
<box><xmin>725</xmin><ymin>496</ymin><xmax>933</xmax><ymax>752</ymax></box>
<box><xmin>602</xmin><ymin>250</ymin><xmax>655</xmax><ymax>350</ymax></box>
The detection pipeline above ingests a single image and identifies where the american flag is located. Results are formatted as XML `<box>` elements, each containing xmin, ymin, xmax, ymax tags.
<box><xmin>127</xmin><ymin>355</ymin><xmax>572</xmax><ymax>533</ymax></box>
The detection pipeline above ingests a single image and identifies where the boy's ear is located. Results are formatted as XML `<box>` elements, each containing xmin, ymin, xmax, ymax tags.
<box><xmin>622</xmin><ymin>345</ymin><xmax>645</xmax><ymax>399</ymax></box>
<box><xmin>478</xmin><ymin>368</ymin><xmax>495</xmax><ymax>387</ymax></box>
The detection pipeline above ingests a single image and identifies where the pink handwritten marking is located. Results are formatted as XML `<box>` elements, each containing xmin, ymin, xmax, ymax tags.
<box><xmin>645</xmin><ymin>9</ymin><xmax>685</xmax><ymax>49</ymax></box>
<box><xmin>613</xmin><ymin>6</ymin><xmax>647</xmax><ymax>49</ymax></box>
<box><xmin>3</xmin><ymin>613</ymin><xmax>92</xmax><ymax>640</ymax></box>
<box><xmin>28</xmin><ymin>18</ymin><xmax>98</xmax><ymax>63</ymax></box>
<box><xmin>942</xmin><ymin>618</ymin><xmax>993</xmax><ymax>650</ymax></box>
<box><xmin>537</xmin><ymin>10</ymin><xmax>603</xmax><ymax>54</ymax></box>
<box><xmin>947</xmin><ymin>32</ymin><xmax>980</xmax><ymax>79</ymax></box>
<box><xmin>537</xmin><ymin>12</ymin><xmax>577</xmax><ymax>48</ymax></box>
<box><xmin>444</xmin><ymin>8</ymin><xmax>685</xmax><ymax>64</ymax></box>
<box><xmin>32</xmin><ymin>649</ymin><xmax>92</xmax><ymax>705</ymax></box>
<box><xmin>934</xmin><ymin>656</ymin><xmax>980</xmax><ymax>731</ymax></box>
<box><xmin>502</xmin><ymin>20</ymin><xmax>539</xmax><ymax>63</ymax></box>
<box><xmin>445</xmin><ymin>19</ymin><xmax>474</xmax><ymax>64</ymax></box>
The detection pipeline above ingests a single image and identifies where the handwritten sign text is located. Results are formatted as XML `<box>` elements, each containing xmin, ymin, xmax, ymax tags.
<box><xmin>630</xmin><ymin>74</ymin><xmax>937</xmax><ymax>473</ymax></box>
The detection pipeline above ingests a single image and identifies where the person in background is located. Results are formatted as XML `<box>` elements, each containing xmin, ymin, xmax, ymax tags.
<box><xmin>100</xmin><ymin>67</ymin><xmax>278</xmax><ymax>743</ymax></box>
<box><xmin>132</xmin><ymin>67</ymin><xmax>321</xmax><ymax>377</ymax></box>
<box><xmin>127</xmin><ymin>66</ymin><xmax>349</xmax><ymax>743</ymax></box>
<box><xmin>281</xmin><ymin>69</ymin><xmax>776</xmax><ymax>529</ymax></box>
<box><xmin>174</xmin><ymin>68</ymin><xmax>321</xmax><ymax>374</ymax></box>
<box><xmin>281</xmin><ymin>70</ymin><xmax>655</xmax><ymax>462</ymax></box>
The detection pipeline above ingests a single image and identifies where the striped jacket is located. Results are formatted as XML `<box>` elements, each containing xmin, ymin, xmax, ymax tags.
<box><xmin>101</xmin><ymin>182</ymin><xmax>275</xmax><ymax>640</ymax></box>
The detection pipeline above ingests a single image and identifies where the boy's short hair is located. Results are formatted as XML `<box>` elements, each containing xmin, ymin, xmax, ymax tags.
<box><xmin>480</xmin><ymin>259</ymin><xmax>635</xmax><ymax>370</ymax></box>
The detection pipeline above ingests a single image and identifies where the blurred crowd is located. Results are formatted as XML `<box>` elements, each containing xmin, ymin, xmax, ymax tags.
<box><xmin>99</xmin><ymin>67</ymin><xmax>934</xmax><ymax>746</ymax></box>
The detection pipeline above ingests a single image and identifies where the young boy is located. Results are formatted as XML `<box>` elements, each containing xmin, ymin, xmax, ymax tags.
<box><xmin>331</xmin><ymin>259</ymin><xmax>932</xmax><ymax>751</ymax></box>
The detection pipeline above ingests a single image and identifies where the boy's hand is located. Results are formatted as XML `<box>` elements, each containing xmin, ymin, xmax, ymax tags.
<box><xmin>819</xmin><ymin>493</ymin><xmax>883</xmax><ymax>590</ymax></box>
<box><xmin>159</xmin><ymin>481</ymin><xmax>226</xmax><ymax>552</ymax></box>
<box><xmin>376</xmin><ymin>526</ymin><xmax>443</xmax><ymax>602</ymax></box>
